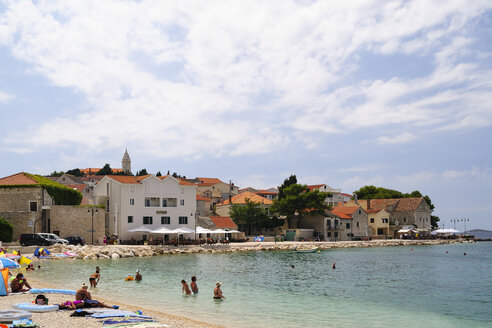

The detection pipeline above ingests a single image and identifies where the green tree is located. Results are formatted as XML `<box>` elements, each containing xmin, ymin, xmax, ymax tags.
<box><xmin>271</xmin><ymin>182</ymin><xmax>330</xmax><ymax>229</ymax></box>
<box><xmin>136</xmin><ymin>169</ymin><xmax>149</xmax><ymax>176</ymax></box>
<box><xmin>66</xmin><ymin>168</ymin><xmax>83</xmax><ymax>177</ymax></box>
<box><xmin>47</xmin><ymin>171</ymin><xmax>64</xmax><ymax>177</ymax></box>
<box><xmin>156</xmin><ymin>171</ymin><xmax>162</xmax><ymax>177</ymax></box>
<box><xmin>96</xmin><ymin>164</ymin><xmax>113</xmax><ymax>175</ymax></box>
<box><xmin>0</xmin><ymin>217</ymin><xmax>14</xmax><ymax>242</ymax></box>
<box><xmin>278</xmin><ymin>174</ymin><xmax>297</xmax><ymax>200</ymax></box>
<box><xmin>230</xmin><ymin>200</ymin><xmax>274</xmax><ymax>235</ymax></box>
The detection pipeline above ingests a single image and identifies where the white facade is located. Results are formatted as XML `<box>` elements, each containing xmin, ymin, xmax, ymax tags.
<box><xmin>94</xmin><ymin>175</ymin><xmax>197</xmax><ymax>240</ymax></box>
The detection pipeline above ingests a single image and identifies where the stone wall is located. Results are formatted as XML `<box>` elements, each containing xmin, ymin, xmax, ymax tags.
<box><xmin>0</xmin><ymin>187</ymin><xmax>44</xmax><ymax>240</ymax></box>
<box><xmin>49</xmin><ymin>205</ymin><xmax>106</xmax><ymax>245</ymax></box>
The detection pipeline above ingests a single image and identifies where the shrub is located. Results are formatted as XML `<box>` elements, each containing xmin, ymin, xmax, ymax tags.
<box><xmin>0</xmin><ymin>217</ymin><xmax>13</xmax><ymax>242</ymax></box>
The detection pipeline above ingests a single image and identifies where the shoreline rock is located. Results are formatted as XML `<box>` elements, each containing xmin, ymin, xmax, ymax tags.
<box><xmin>45</xmin><ymin>239</ymin><xmax>476</xmax><ymax>259</ymax></box>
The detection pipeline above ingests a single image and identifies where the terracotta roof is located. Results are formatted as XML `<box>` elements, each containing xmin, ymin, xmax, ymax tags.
<box><xmin>217</xmin><ymin>191</ymin><xmax>273</xmax><ymax>206</ymax></box>
<box><xmin>306</xmin><ymin>184</ymin><xmax>326</xmax><ymax>191</ymax></box>
<box><xmin>80</xmin><ymin>175</ymin><xmax>104</xmax><ymax>182</ymax></box>
<box><xmin>330</xmin><ymin>205</ymin><xmax>361</xmax><ymax>219</ymax></box>
<box><xmin>210</xmin><ymin>216</ymin><xmax>237</xmax><ymax>229</ymax></box>
<box><xmin>81</xmin><ymin>168</ymin><xmax>123</xmax><ymax>175</ymax></box>
<box><xmin>0</xmin><ymin>172</ymin><xmax>38</xmax><ymax>185</ymax></box>
<box><xmin>353</xmin><ymin>198</ymin><xmax>424</xmax><ymax>212</ymax></box>
<box><xmin>196</xmin><ymin>195</ymin><xmax>211</xmax><ymax>201</ymax></box>
<box><xmin>256</xmin><ymin>189</ymin><xmax>279</xmax><ymax>195</ymax></box>
<box><xmin>196</xmin><ymin>177</ymin><xmax>223</xmax><ymax>186</ymax></box>
<box><xmin>340</xmin><ymin>193</ymin><xmax>353</xmax><ymax>198</ymax></box>
<box><xmin>67</xmin><ymin>184</ymin><xmax>86</xmax><ymax>193</ymax></box>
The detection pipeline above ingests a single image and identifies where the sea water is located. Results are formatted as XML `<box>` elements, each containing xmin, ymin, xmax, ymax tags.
<box><xmin>32</xmin><ymin>242</ymin><xmax>492</xmax><ymax>328</ymax></box>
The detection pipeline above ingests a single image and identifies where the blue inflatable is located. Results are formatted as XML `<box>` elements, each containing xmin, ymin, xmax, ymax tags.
<box><xmin>29</xmin><ymin>288</ymin><xmax>76</xmax><ymax>295</ymax></box>
<box><xmin>13</xmin><ymin>303</ymin><xmax>59</xmax><ymax>312</ymax></box>
<box><xmin>34</xmin><ymin>248</ymin><xmax>50</xmax><ymax>257</ymax></box>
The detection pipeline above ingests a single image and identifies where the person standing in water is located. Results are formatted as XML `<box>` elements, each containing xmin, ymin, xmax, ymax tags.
<box><xmin>135</xmin><ymin>270</ymin><xmax>142</xmax><ymax>281</ymax></box>
<box><xmin>214</xmin><ymin>282</ymin><xmax>225</xmax><ymax>299</ymax></box>
<box><xmin>191</xmin><ymin>276</ymin><xmax>198</xmax><ymax>294</ymax></box>
<box><xmin>89</xmin><ymin>268</ymin><xmax>100</xmax><ymax>287</ymax></box>
<box><xmin>181</xmin><ymin>280</ymin><xmax>192</xmax><ymax>295</ymax></box>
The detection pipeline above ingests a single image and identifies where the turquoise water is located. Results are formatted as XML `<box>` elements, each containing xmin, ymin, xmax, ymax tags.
<box><xmin>32</xmin><ymin>242</ymin><xmax>491</xmax><ymax>328</ymax></box>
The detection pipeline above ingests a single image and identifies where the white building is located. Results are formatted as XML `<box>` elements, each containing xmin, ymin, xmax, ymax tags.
<box><xmin>94</xmin><ymin>174</ymin><xmax>197</xmax><ymax>241</ymax></box>
<box><xmin>307</xmin><ymin>184</ymin><xmax>353</xmax><ymax>207</ymax></box>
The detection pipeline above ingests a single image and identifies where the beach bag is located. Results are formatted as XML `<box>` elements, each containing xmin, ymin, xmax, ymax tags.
<box><xmin>34</xmin><ymin>295</ymin><xmax>48</xmax><ymax>305</ymax></box>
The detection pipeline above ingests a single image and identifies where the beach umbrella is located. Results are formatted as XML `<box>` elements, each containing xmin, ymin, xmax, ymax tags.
<box><xmin>171</xmin><ymin>227</ymin><xmax>195</xmax><ymax>234</ymax></box>
<box><xmin>196</xmin><ymin>226</ymin><xmax>214</xmax><ymax>234</ymax></box>
<box><xmin>153</xmin><ymin>227</ymin><xmax>174</xmax><ymax>234</ymax></box>
<box><xmin>0</xmin><ymin>257</ymin><xmax>20</xmax><ymax>270</ymax></box>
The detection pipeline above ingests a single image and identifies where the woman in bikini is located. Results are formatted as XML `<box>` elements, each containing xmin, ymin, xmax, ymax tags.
<box><xmin>181</xmin><ymin>280</ymin><xmax>192</xmax><ymax>295</ymax></box>
<box><xmin>89</xmin><ymin>269</ymin><xmax>100</xmax><ymax>287</ymax></box>
<box><xmin>213</xmin><ymin>282</ymin><xmax>225</xmax><ymax>299</ymax></box>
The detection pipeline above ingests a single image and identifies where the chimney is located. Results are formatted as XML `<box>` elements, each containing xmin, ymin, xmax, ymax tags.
<box><xmin>366</xmin><ymin>199</ymin><xmax>370</xmax><ymax>210</ymax></box>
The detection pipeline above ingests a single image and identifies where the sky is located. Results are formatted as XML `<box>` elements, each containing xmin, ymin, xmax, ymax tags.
<box><xmin>0</xmin><ymin>0</ymin><xmax>491</xmax><ymax>230</ymax></box>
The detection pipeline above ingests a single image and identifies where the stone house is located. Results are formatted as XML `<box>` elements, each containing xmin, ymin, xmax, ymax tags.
<box><xmin>345</xmin><ymin>198</ymin><xmax>432</xmax><ymax>235</ymax></box>
<box><xmin>215</xmin><ymin>191</ymin><xmax>273</xmax><ymax>217</ymax></box>
<box><xmin>0</xmin><ymin>172</ymin><xmax>105</xmax><ymax>244</ymax></box>
<box><xmin>196</xmin><ymin>195</ymin><xmax>212</xmax><ymax>217</ymax></box>
<box><xmin>299</xmin><ymin>204</ymin><xmax>367</xmax><ymax>241</ymax></box>
<box><xmin>366</xmin><ymin>209</ymin><xmax>390</xmax><ymax>239</ymax></box>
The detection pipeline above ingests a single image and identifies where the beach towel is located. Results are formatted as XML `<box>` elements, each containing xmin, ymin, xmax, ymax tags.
<box><xmin>101</xmin><ymin>318</ymin><xmax>156</xmax><ymax>325</ymax></box>
<box><xmin>89</xmin><ymin>310</ymin><xmax>151</xmax><ymax>319</ymax></box>
<box><xmin>102</xmin><ymin>324</ymin><xmax>169</xmax><ymax>328</ymax></box>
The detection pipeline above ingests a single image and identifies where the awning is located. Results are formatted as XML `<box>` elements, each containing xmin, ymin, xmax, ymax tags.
<box><xmin>127</xmin><ymin>226</ymin><xmax>155</xmax><ymax>233</ymax></box>
<box><xmin>171</xmin><ymin>227</ymin><xmax>195</xmax><ymax>234</ymax></box>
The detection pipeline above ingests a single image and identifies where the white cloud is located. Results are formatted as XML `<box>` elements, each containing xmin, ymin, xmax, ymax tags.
<box><xmin>0</xmin><ymin>90</ymin><xmax>12</xmax><ymax>103</ymax></box>
<box><xmin>0</xmin><ymin>0</ymin><xmax>491</xmax><ymax>157</ymax></box>
<box><xmin>376</xmin><ymin>132</ymin><xmax>416</xmax><ymax>144</ymax></box>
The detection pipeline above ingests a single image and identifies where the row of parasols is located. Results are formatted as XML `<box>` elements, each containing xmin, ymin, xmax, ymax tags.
<box><xmin>127</xmin><ymin>225</ymin><xmax>240</xmax><ymax>235</ymax></box>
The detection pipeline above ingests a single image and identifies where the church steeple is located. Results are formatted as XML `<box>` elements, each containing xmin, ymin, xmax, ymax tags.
<box><xmin>122</xmin><ymin>148</ymin><xmax>131</xmax><ymax>174</ymax></box>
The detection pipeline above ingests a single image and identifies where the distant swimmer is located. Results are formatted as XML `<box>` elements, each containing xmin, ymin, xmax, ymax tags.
<box><xmin>135</xmin><ymin>270</ymin><xmax>142</xmax><ymax>281</ymax></box>
<box><xmin>213</xmin><ymin>282</ymin><xmax>225</xmax><ymax>300</ymax></box>
<box><xmin>464</xmin><ymin>252</ymin><xmax>467</xmax><ymax>256</ymax></box>
<box><xmin>191</xmin><ymin>276</ymin><xmax>198</xmax><ymax>294</ymax></box>
<box><xmin>291</xmin><ymin>265</ymin><xmax>295</xmax><ymax>269</ymax></box>
<box><xmin>124</xmin><ymin>274</ymin><xmax>134</xmax><ymax>281</ymax></box>
<box><xmin>90</xmin><ymin>269</ymin><xmax>100</xmax><ymax>287</ymax></box>
<box><xmin>181</xmin><ymin>280</ymin><xmax>192</xmax><ymax>295</ymax></box>
<box><xmin>332</xmin><ymin>262</ymin><xmax>336</xmax><ymax>269</ymax></box>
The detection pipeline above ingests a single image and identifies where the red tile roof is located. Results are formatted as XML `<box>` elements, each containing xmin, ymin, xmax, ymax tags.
<box><xmin>330</xmin><ymin>205</ymin><xmax>361</xmax><ymax>219</ymax></box>
<box><xmin>210</xmin><ymin>216</ymin><xmax>237</xmax><ymax>229</ymax></box>
<box><xmin>306</xmin><ymin>184</ymin><xmax>326</xmax><ymax>191</ymax></box>
<box><xmin>67</xmin><ymin>184</ymin><xmax>86</xmax><ymax>193</ymax></box>
<box><xmin>218</xmin><ymin>191</ymin><xmax>273</xmax><ymax>205</ymax></box>
<box><xmin>0</xmin><ymin>172</ymin><xmax>38</xmax><ymax>185</ymax></box>
<box><xmin>353</xmin><ymin>198</ymin><xmax>425</xmax><ymax>212</ymax></box>
<box><xmin>340</xmin><ymin>193</ymin><xmax>353</xmax><ymax>198</ymax></box>
<box><xmin>256</xmin><ymin>190</ymin><xmax>279</xmax><ymax>195</ymax></box>
<box><xmin>81</xmin><ymin>168</ymin><xmax>123</xmax><ymax>175</ymax></box>
<box><xmin>196</xmin><ymin>195</ymin><xmax>211</xmax><ymax>201</ymax></box>
<box><xmin>196</xmin><ymin>177</ymin><xmax>224</xmax><ymax>186</ymax></box>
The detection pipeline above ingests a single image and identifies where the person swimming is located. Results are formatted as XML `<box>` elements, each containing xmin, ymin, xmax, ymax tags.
<box><xmin>181</xmin><ymin>280</ymin><xmax>191</xmax><ymax>295</ymax></box>
<box><xmin>213</xmin><ymin>282</ymin><xmax>225</xmax><ymax>299</ymax></box>
<box><xmin>191</xmin><ymin>276</ymin><xmax>198</xmax><ymax>294</ymax></box>
<box><xmin>135</xmin><ymin>270</ymin><xmax>142</xmax><ymax>281</ymax></box>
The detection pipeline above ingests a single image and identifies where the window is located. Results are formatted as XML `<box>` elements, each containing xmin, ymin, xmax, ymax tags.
<box><xmin>370</xmin><ymin>218</ymin><xmax>375</xmax><ymax>223</ymax></box>
<box><xmin>29</xmin><ymin>201</ymin><xmax>37</xmax><ymax>212</ymax></box>
<box><xmin>143</xmin><ymin>216</ymin><xmax>153</xmax><ymax>224</ymax></box>
<box><xmin>179</xmin><ymin>216</ymin><xmax>188</xmax><ymax>224</ymax></box>
<box><xmin>327</xmin><ymin>232</ymin><xmax>332</xmax><ymax>237</ymax></box>
<box><xmin>180</xmin><ymin>199</ymin><xmax>185</xmax><ymax>206</ymax></box>
<box><xmin>403</xmin><ymin>217</ymin><xmax>407</xmax><ymax>223</ymax></box>
<box><xmin>334</xmin><ymin>232</ymin><xmax>338</xmax><ymax>238</ymax></box>
<box><xmin>106</xmin><ymin>200</ymin><xmax>110</xmax><ymax>212</ymax></box>
<box><xmin>382</xmin><ymin>218</ymin><xmax>388</xmax><ymax>224</ymax></box>
<box><xmin>145</xmin><ymin>197</ymin><xmax>160</xmax><ymax>207</ymax></box>
<box><xmin>161</xmin><ymin>216</ymin><xmax>170</xmax><ymax>224</ymax></box>
<box><xmin>326</xmin><ymin>219</ymin><xmax>331</xmax><ymax>227</ymax></box>
<box><xmin>128</xmin><ymin>216</ymin><xmax>133</xmax><ymax>223</ymax></box>
<box><xmin>357</xmin><ymin>222</ymin><xmax>359</xmax><ymax>228</ymax></box>
<box><xmin>130</xmin><ymin>198</ymin><xmax>135</xmax><ymax>205</ymax></box>
<box><xmin>358</xmin><ymin>209</ymin><xmax>361</xmax><ymax>215</ymax></box>
<box><xmin>106</xmin><ymin>183</ymin><xmax>109</xmax><ymax>195</ymax></box>
<box><xmin>334</xmin><ymin>219</ymin><xmax>338</xmax><ymax>226</ymax></box>
<box><xmin>346</xmin><ymin>223</ymin><xmax>350</xmax><ymax>229</ymax></box>
<box><xmin>162</xmin><ymin>198</ymin><xmax>177</xmax><ymax>207</ymax></box>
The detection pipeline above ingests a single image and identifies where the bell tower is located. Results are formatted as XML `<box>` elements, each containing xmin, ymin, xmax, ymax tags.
<box><xmin>122</xmin><ymin>148</ymin><xmax>131</xmax><ymax>174</ymax></box>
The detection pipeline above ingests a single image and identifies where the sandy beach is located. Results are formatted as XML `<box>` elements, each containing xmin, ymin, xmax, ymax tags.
<box><xmin>1</xmin><ymin>276</ymin><xmax>224</xmax><ymax>328</ymax></box>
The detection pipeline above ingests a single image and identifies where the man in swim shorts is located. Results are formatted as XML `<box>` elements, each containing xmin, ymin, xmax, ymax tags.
<box><xmin>75</xmin><ymin>284</ymin><xmax>92</xmax><ymax>300</ymax></box>
<box><xmin>191</xmin><ymin>276</ymin><xmax>198</xmax><ymax>294</ymax></box>
<box><xmin>213</xmin><ymin>282</ymin><xmax>225</xmax><ymax>299</ymax></box>
<box><xmin>181</xmin><ymin>280</ymin><xmax>191</xmax><ymax>295</ymax></box>
<box><xmin>89</xmin><ymin>269</ymin><xmax>100</xmax><ymax>287</ymax></box>
<box><xmin>10</xmin><ymin>273</ymin><xmax>32</xmax><ymax>293</ymax></box>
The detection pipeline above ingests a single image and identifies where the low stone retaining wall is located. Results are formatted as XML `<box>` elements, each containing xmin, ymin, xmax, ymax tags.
<box><xmin>46</xmin><ymin>239</ymin><xmax>474</xmax><ymax>259</ymax></box>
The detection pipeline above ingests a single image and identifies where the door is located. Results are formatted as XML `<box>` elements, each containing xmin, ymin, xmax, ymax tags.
<box><xmin>285</xmin><ymin>230</ymin><xmax>296</xmax><ymax>241</ymax></box>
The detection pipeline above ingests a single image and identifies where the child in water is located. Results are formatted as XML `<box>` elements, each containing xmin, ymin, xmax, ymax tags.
<box><xmin>181</xmin><ymin>280</ymin><xmax>192</xmax><ymax>295</ymax></box>
<box><xmin>191</xmin><ymin>276</ymin><xmax>198</xmax><ymax>294</ymax></box>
